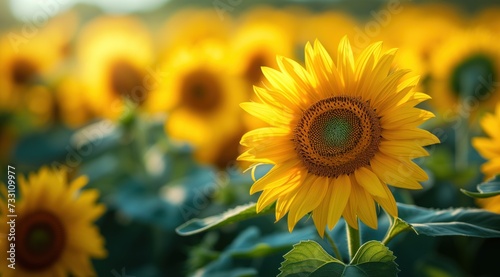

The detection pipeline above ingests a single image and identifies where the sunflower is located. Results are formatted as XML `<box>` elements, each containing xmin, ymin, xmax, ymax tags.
<box><xmin>472</xmin><ymin>103</ymin><xmax>500</xmax><ymax>213</ymax></box>
<box><xmin>381</xmin><ymin>3</ymin><xmax>462</xmax><ymax>81</ymax></box>
<box><xmin>158</xmin><ymin>8</ymin><xmax>233</xmax><ymax>61</ymax></box>
<box><xmin>146</xmin><ymin>41</ymin><xmax>246</xmax><ymax>167</ymax></box>
<box><xmin>472</xmin><ymin>103</ymin><xmax>500</xmax><ymax>180</ymax></box>
<box><xmin>429</xmin><ymin>29</ymin><xmax>500</xmax><ymax>116</ymax></box>
<box><xmin>76</xmin><ymin>16</ymin><xmax>154</xmax><ymax>119</ymax></box>
<box><xmin>472</xmin><ymin>7</ymin><xmax>500</xmax><ymax>34</ymax></box>
<box><xmin>0</xmin><ymin>34</ymin><xmax>57</xmax><ymax>111</ymax></box>
<box><xmin>231</xmin><ymin>9</ymin><xmax>298</xmax><ymax>132</ymax></box>
<box><xmin>0</xmin><ymin>167</ymin><xmax>106</xmax><ymax>276</ymax></box>
<box><xmin>0</xmin><ymin>11</ymin><xmax>77</xmax><ymax>112</ymax></box>
<box><xmin>476</xmin><ymin>196</ymin><xmax>500</xmax><ymax>214</ymax></box>
<box><xmin>231</xmin><ymin>14</ymin><xmax>296</xmax><ymax>86</ymax></box>
<box><xmin>239</xmin><ymin>37</ymin><xmax>439</xmax><ymax>236</ymax></box>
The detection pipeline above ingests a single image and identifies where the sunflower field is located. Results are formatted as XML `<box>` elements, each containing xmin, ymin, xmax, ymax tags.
<box><xmin>1</xmin><ymin>0</ymin><xmax>500</xmax><ymax>276</ymax></box>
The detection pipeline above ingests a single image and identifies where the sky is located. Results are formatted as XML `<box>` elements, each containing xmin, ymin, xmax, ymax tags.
<box><xmin>8</xmin><ymin>0</ymin><xmax>169</xmax><ymax>20</ymax></box>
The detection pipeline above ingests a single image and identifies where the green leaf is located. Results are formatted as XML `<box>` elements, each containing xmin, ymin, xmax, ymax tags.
<box><xmin>197</xmin><ymin>267</ymin><xmax>258</xmax><ymax>277</ymax></box>
<box><xmin>398</xmin><ymin>203</ymin><xmax>500</xmax><ymax>237</ymax></box>
<box><xmin>351</xmin><ymin>241</ymin><xmax>396</xmax><ymax>264</ymax></box>
<box><xmin>175</xmin><ymin>202</ymin><xmax>274</xmax><ymax>236</ymax></box>
<box><xmin>308</xmin><ymin>263</ymin><xmax>345</xmax><ymax>276</ymax></box>
<box><xmin>279</xmin><ymin>241</ymin><xmax>399</xmax><ymax>277</ymax></box>
<box><xmin>231</xmin><ymin>227</ymin><xmax>317</xmax><ymax>258</ymax></box>
<box><xmin>382</xmin><ymin>218</ymin><xmax>417</xmax><ymax>245</ymax></box>
<box><xmin>278</xmin><ymin>240</ymin><xmax>341</xmax><ymax>277</ymax></box>
<box><xmin>461</xmin><ymin>175</ymin><xmax>500</xmax><ymax>198</ymax></box>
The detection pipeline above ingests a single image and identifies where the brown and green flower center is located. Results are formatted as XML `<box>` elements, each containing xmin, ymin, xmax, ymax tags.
<box><xmin>245</xmin><ymin>52</ymin><xmax>267</xmax><ymax>85</ymax></box>
<box><xmin>181</xmin><ymin>69</ymin><xmax>223</xmax><ymax>114</ymax></box>
<box><xmin>451</xmin><ymin>53</ymin><xmax>496</xmax><ymax>99</ymax></box>
<box><xmin>11</xmin><ymin>58</ymin><xmax>38</xmax><ymax>86</ymax></box>
<box><xmin>109</xmin><ymin>60</ymin><xmax>147</xmax><ymax>105</ymax></box>
<box><xmin>17</xmin><ymin>211</ymin><xmax>66</xmax><ymax>271</ymax></box>
<box><xmin>293</xmin><ymin>96</ymin><xmax>382</xmax><ymax>178</ymax></box>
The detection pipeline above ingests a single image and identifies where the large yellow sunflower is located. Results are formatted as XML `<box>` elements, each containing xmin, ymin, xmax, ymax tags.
<box><xmin>429</xmin><ymin>29</ymin><xmax>500</xmax><ymax>116</ymax></box>
<box><xmin>239</xmin><ymin>37</ymin><xmax>439</xmax><ymax>236</ymax></box>
<box><xmin>472</xmin><ymin>103</ymin><xmax>500</xmax><ymax>213</ymax></box>
<box><xmin>0</xmin><ymin>167</ymin><xmax>106</xmax><ymax>276</ymax></box>
<box><xmin>146</xmin><ymin>41</ymin><xmax>247</xmax><ymax>167</ymax></box>
<box><xmin>76</xmin><ymin>16</ymin><xmax>154</xmax><ymax>119</ymax></box>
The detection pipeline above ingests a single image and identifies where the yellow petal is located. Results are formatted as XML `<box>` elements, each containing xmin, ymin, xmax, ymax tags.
<box><xmin>354</xmin><ymin>167</ymin><xmax>387</xmax><ymax>198</ymax></box>
<box><xmin>327</xmin><ymin>175</ymin><xmax>352</xmax><ymax>230</ymax></box>
<box><xmin>250</xmin><ymin>160</ymin><xmax>302</xmax><ymax>194</ymax></box>
<box><xmin>287</xmin><ymin>175</ymin><xmax>327</xmax><ymax>232</ymax></box>
<box><xmin>355</xmin><ymin>185</ymin><xmax>378</xmax><ymax>229</ymax></box>
<box><xmin>373</xmin><ymin>185</ymin><xmax>398</xmax><ymax>218</ymax></box>
<box><xmin>337</xmin><ymin>36</ymin><xmax>355</xmax><ymax>89</ymax></box>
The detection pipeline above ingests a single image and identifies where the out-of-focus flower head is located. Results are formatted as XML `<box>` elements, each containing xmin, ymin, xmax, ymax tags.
<box><xmin>298</xmin><ymin>10</ymin><xmax>357</xmax><ymax>58</ymax></box>
<box><xmin>472</xmin><ymin>103</ymin><xmax>500</xmax><ymax>214</ymax></box>
<box><xmin>473</xmin><ymin>103</ymin><xmax>500</xmax><ymax>180</ymax></box>
<box><xmin>158</xmin><ymin>8</ymin><xmax>233</xmax><ymax>60</ymax></box>
<box><xmin>147</xmin><ymin>41</ymin><xmax>247</xmax><ymax>168</ymax></box>
<box><xmin>0</xmin><ymin>167</ymin><xmax>106</xmax><ymax>277</ymax></box>
<box><xmin>76</xmin><ymin>16</ymin><xmax>154</xmax><ymax>120</ymax></box>
<box><xmin>472</xmin><ymin>7</ymin><xmax>500</xmax><ymax>34</ymax></box>
<box><xmin>231</xmin><ymin>7</ymin><xmax>298</xmax><ymax>86</ymax></box>
<box><xmin>382</xmin><ymin>3</ymin><xmax>463</xmax><ymax>79</ymax></box>
<box><xmin>429</xmin><ymin>29</ymin><xmax>500</xmax><ymax>117</ymax></box>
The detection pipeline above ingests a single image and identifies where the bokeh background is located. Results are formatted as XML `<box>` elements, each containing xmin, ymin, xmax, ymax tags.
<box><xmin>1</xmin><ymin>0</ymin><xmax>500</xmax><ymax>276</ymax></box>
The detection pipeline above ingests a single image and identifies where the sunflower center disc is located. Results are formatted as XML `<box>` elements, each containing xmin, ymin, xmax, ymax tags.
<box><xmin>451</xmin><ymin>53</ymin><xmax>496</xmax><ymax>99</ymax></box>
<box><xmin>110</xmin><ymin>60</ymin><xmax>147</xmax><ymax>105</ymax></box>
<box><xmin>245</xmin><ymin>53</ymin><xmax>267</xmax><ymax>84</ymax></box>
<box><xmin>11</xmin><ymin>58</ymin><xmax>37</xmax><ymax>85</ymax></box>
<box><xmin>181</xmin><ymin>69</ymin><xmax>223</xmax><ymax>114</ymax></box>
<box><xmin>17</xmin><ymin>211</ymin><xmax>66</xmax><ymax>271</ymax></box>
<box><xmin>293</xmin><ymin>96</ymin><xmax>382</xmax><ymax>178</ymax></box>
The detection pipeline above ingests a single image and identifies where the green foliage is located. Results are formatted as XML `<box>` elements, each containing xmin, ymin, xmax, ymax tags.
<box><xmin>278</xmin><ymin>241</ymin><xmax>399</xmax><ymax>277</ymax></box>
<box><xmin>382</xmin><ymin>218</ymin><xmax>416</xmax><ymax>245</ymax></box>
<box><xmin>176</xmin><ymin>202</ymin><xmax>275</xmax><ymax>236</ymax></box>
<box><xmin>278</xmin><ymin>240</ymin><xmax>340</xmax><ymax>277</ymax></box>
<box><xmin>461</xmin><ymin>175</ymin><xmax>500</xmax><ymax>198</ymax></box>
<box><xmin>398</xmin><ymin>203</ymin><xmax>500</xmax><ymax>237</ymax></box>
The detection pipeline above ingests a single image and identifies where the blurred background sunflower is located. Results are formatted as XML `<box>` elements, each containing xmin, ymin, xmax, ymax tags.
<box><xmin>76</xmin><ymin>16</ymin><xmax>154</xmax><ymax>120</ymax></box>
<box><xmin>0</xmin><ymin>167</ymin><xmax>106</xmax><ymax>277</ymax></box>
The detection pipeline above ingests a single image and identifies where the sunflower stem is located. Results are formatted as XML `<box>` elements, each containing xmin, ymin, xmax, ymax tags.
<box><xmin>382</xmin><ymin>216</ymin><xmax>397</xmax><ymax>245</ymax></box>
<box><xmin>324</xmin><ymin>229</ymin><xmax>343</xmax><ymax>261</ymax></box>
<box><xmin>346</xmin><ymin>223</ymin><xmax>360</xmax><ymax>261</ymax></box>
<box><xmin>455</xmin><ymin>77</ymin><xmax>473</xmax><ymax>170</ymax></box>
<box><xmin>455</xmin><ymin>116</ymin><xmax>469</xmax><ymax>171</ymax></box>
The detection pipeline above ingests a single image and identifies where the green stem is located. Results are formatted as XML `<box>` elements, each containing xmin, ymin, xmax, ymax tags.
<box><xmin>382</xmin><ymin>217</ymin><xmax>397</xmax><ymax>245</ymax></box>
<box><xmin>455</xmin><ymin>77</ymin><xmax>472</xmax><ymax>171</ymax></box>
<box><xmin>324</xmin><ymin>229</ymin><xmax>343</xmax><ymax>261</ymax></box>
<box><xmin>455</xmin><ymin>116</ymin><xmax>469</xmax><ymax>171</ymax></box>
<box><xmin>346</xmin><ymin>223</ymin><xmax>360</xmax><ymax>261</ymax></box>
